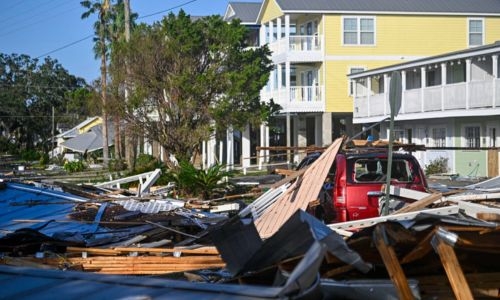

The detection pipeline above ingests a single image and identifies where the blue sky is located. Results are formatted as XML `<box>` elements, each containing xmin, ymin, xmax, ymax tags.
<box><xmin>0</xmin><ymin>0</ymin><xmax>260</xmax><ymax>83</ymax></box>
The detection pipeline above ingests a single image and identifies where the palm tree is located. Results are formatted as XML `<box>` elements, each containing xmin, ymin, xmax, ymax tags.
<box><xmin>81</xmin><ymin>0</ymin><xmax>111</xmax><ymax>166</ymax></box>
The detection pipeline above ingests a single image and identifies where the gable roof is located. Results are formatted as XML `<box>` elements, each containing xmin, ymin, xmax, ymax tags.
<box><xmin>274</xmin><ymin>0</ymin><xmax>500</xmax><ymax>15</ymax></box>
<box><xmin>224</xmin><ymin>2</ymin><xmax>262</xmax><ymax>24</ymax></box>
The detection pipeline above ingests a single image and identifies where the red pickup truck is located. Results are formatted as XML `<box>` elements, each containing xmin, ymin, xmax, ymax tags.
<box><xmin>299</xmin><ymin>149</ymin><xmax>428</xmax><ymax>223</ymax></box>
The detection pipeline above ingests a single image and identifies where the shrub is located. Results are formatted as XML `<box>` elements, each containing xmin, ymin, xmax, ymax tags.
<box><xmin>425</xmin><ymin>157</ymin><xmax>449</xmax><ymax>175</ymax></box>
<box><xmin>164</xmin><ymin>160</ymin><xmax>234</xmax><ymax>200</ymax></box>
<box><xmin>64</xmin><ymin>160</ymin><xmax>86</xmax><ymax>173</ymax></box>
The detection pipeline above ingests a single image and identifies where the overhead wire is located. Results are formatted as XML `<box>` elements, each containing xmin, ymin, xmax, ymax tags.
<box><xmin>34</xmin><ymin>0</ymin><xmax>201</xmax><ymax>59</ymax></box>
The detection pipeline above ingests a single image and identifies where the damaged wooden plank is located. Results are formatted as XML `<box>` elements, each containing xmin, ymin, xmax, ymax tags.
<box><xmin>431</xmin><ymin>227</ymin><xmax>474</xmax><ymax>300</ymax></box>
<box><xmin>373</xmin><ymin>224</ymin><xmax>416</xmax><ymax>300</ymax></box>
<box><xmin>255</xmin><ymin>137</ymin><xmax>344</xmax><ymax>239</ymax></box>
<box><xmin>391</xmin><ymin>192</ymin><xmax>443</xmax><ymax>214</ymax></box>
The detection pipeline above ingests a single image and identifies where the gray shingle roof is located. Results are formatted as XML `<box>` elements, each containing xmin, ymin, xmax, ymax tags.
<box><xmin>275</xmin><ymin>0</ymin><xmax>500</xmax><ymax>14</ymax></box>
<box><xmin>225</xmin><ymin>2</ymin><xmax>262</xmax><ymax>23</ymax></box>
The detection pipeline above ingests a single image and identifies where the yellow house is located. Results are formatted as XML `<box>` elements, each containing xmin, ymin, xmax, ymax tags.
<box><xmin>254</xmin><ymin>0</ymin><xmax>500</xmax><ymax>163</ymax></box>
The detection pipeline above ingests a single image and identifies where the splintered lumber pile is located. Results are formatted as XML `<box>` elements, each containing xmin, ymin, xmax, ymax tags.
<box><xmin>1</xmin><ymin>246</ymin><xmax>224</xmax><ymax>275</ymax></box>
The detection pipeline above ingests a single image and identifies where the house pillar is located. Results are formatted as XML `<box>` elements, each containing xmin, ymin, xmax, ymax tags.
<box><xmin>420</xmin><ymin>67</ymin><xmax>426</xmax><ymax>112</ymax></box>
<box><xmin>258</xmin><ymin>123</ymin><xmax>266</xmax><ymax>170</ymax></box>
<box><xmin>226</xmin><ymin>126</ymin><xmax>234</xmax><ymax>171</ymax></box>
<box><xmin>322</xmin><ymin>112</ymin><xmax>332</xmax><ymax>146</ymax></box>
<box><xmin>401</xmin><ymin>71</ymin><xmax>406</xmax><ymax>114</ymax></box>
<box><xmin>241</xmin><ymin>125</ymin><xmax>251</xmax><ymax>173</ymax></box>
<box><xmin>285</xmin><ymin>61</ymin><xmax>291</xmax><ymax>109</ymax></box>
<box><xmin>385</xmin><ymin>73</ymin><xmax>390</xmax><ymax>115</ymax></box>
<box><xmin>276</xmin><ymin>17</ymin><xmax>282</xmax><ymax>41</ymax></box>
<box><xmin>269</xmin><ymin>20</ymin><xmax>274</xmax><ymax>43</ymax></box>
<box><xmin>466</xmin><ymin>58</ymin><xmax>472</xmax><ymax>109</ymax></box>
<box><xmin>492</xmin><ymin>55</ymin><xmax>498</xmax><ymax>108</ymax></box>
<box><xmin>296</xmin><ymin>116</ymin><xmax>306</xmax><ymax>163</ymax></box>
<box><xmin>277</xmin><ymin>63</ymin><xmax>283</xmax><ymax>98</ymax></box>
<box><xmin>260</xmin><ymin>23</ymin><xmax>267</xmax><ymax>46</ymax></box>
<box><xmin>286</xmin><ymin>112</ymin><xmax>291</xmax><ymax>163</ymax></box>
<box><xmin>441</xmin><ymin>63</ymin><xmax>447</xmax><ymax>111</ymax></box>
<box><xmin>285</xmin><ymin>14</ymin><xmax>290</xmax><ymax>50</ymax></box>
<box><xmin>367</xmin><ymin>76</ymin><xmax>372</xmax><ymax>117</ymax></box>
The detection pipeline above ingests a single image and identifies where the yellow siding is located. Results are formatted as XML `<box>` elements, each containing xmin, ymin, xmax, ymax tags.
<box><xmin>324</xmin><ymin>15</ymin><xmax>487</xmax><ymax>55</ymax></box>
<box><xmin>325</xmin><ymin>60</ymin><xmax>409</xmax><ymax>112</ymax></box>
<box><xmin>486</xmin><ymin>18</ymin><xmax>500</xmax><ymax>43</ymax></box>
<box><xmin>260</xmin><ymin>0</ymin><xmax>283</xmax><ymax>23</ymax></box>
<box><xmin>322</xmin><ymin>15</ymin><xmax>500</xmax><ymax>113</ymax></box>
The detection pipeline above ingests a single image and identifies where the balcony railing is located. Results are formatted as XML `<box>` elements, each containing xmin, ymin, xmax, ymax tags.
<box><xmin>261</xmin><ymin>85</ymin><xmax>325</xmax><ymax>112</ymax></box>
<box><xmin>268</xmin><ymin>35</ymin><xmax>322</xmax><ymax>55</ymax></box>
<box><xmin>354</xmin><ymin>78</ymin><xmax>500</xmax><ymax>119</ymax></box>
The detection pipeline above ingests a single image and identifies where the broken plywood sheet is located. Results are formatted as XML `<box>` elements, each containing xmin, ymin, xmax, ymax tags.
<box><xmin>255</xmin><ymin>137</ymin><xmax>343</xmax><ymax>239</ymax></box>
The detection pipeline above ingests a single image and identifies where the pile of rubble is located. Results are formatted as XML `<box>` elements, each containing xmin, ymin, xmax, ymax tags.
<box><xmin>0</xmin><ymin>138</ymin><xmax>499</xmax><ymax>299</ymax></box>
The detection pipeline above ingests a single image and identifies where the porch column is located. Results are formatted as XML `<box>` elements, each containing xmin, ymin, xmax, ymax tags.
<box><xmin>260</xmin><ymin>23</ymin><xmax>267</xmax><ymax>46</ymax></box>
<box><xmin>441</xmin><ymin>63</ymin><xmax>447</xmax><ymax>111</ymax></box>
<box><xmin>322</xmin><ymin>113</ymin><xmax>332</xmax><ymax>146</ymax></box>
<box><xmin>285</xmin><ymin>61</ymin><xmax>291</xmax><ymax>109</ymax></box>
<box><xmin>202</xmin><ymin>141</ymin><xmax>206</xmax><ymax>169</ymax></box>
<box><xmin>367</xmin><ymin>76</ymin><xmax>372</xmax><ymax>117</ymax></box>
<box><xmin>276</xmin><ymin>17</ymin><xmax>282</xmax><ymax>41</ymax></box>
<box><xmin>277</xmin><ymin>63</ymin><xmax>283</xmax><ymax>99</ymax></box>
<box><xmin>269</xmin><ymin>20</ymin><xmax>274</xmax><ymax>43</ymax></box>
<box><xmin>259</xmin><ymin>123</ymin><xmax>266</xmax><ymax>170</ymax></box>
<box><xmin>492</xmin><ymin>55</ymin><xmax>498</xmax><ymax>108</ymax></box>
<box><xmin>400</xmin><ymin>71</ymin><xmax>406</xmax><ymax>114</ymax></box>
<box><xmin>265</xmin><ymin>124</ymin><xmax>270</xmax><ymax>161</ymax></box>
<box><xmin>466</xmin><ymin>58</ymin><xmax>471</xmax><ymax>109</ymax></box>
<box><xmin>226</xmin><ymin>126</ymin><xmax>234</xmax><ymax>171</ymax></box>
<box><xmin>384</xmin><ymin>73</ymin><xmax>389</xmax><ymax>115</ymax></box>
<box><xmin>242</xmin><ymin>124</ymin><xmax>251</xmax><ymax>173</ymax></box>
<box><xmin>420</xmin><ymin>67</ymin><xmax>426</xmax><ymax>112</ymax></box>
<box><xmin>286</xmin><ymin>112</ymin><xmax>291</xmax><ymax>163</ymax></box>
<box><xmin>285</xmin><ymin>14</ymin><xmax>290</xmax><ymax>50</ymax></box>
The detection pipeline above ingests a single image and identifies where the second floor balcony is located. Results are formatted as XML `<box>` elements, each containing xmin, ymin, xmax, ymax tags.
<box><xmin>261</xmin><ymin>85</ymin><xmax>325</xmax><ymax>113</ymax></box>
<box><xmin>268</xmin><ymin>35</ymin><xmax>323</xmax><ymax>62</ymax></box>
<box><xmin>354</xmin><ymin>79</ymin><xmax>500</xmax><ymax>120</ymax></box>
<box><xmin>350</xmin><ymin>47</ymin><xmax>500</xmax><ymax>122</ymax></box>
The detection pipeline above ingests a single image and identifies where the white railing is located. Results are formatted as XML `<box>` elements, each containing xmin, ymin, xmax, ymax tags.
<box><xmin>261</xmin><ymin>85</ymin><xmax>325</xmax><ymax>112</ymax></box>
<box><xmin>354</xmin><ymin>78</ymin><xmax>499</xmax><ymax>119</ymax></box>
<box><xmin>267</xmin><ymin>35</ymin><xmax>322</xmax><ymax>54</ymax></box>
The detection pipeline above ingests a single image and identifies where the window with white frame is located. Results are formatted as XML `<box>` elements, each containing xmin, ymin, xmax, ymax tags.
<box><xmin>431</xmin><ymin>127</ymin><xmax>446</xmax><ymax>147</ymax></box>
<box><xmin>343</xmin><ymin>16</ymin><xmax>375</xmax><ymax>45</ymax></box>
<box><xmin>464</xmin><ymin>126</ymin><xmax>481</xmax><ymax>148</ymax></box>
<box><xmin>468</xmin><ymin>18</ymin><xmax>484</xmax><ymax>47</ymax></box>
<box><xmin>349</xmin><ymin>67</ymin><xmax>365</xmax><ymax>96</ymax></box>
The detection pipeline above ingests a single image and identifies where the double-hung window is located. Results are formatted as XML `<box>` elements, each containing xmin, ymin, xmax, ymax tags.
<box><xmin>468</xmin><ymin>18</ymin><xmax>484</xmax><ymax>47</ymax></box>
<box><xmin>343</xmin><ymin>16</ymin><xmax>375</xmax><ymax>45</ymax></box>
<box><xmin>431</xmin><ymin>127</ymin><xmax>446</xmax><ymax>147</ymax></box>
<box><xmin>465</xmin><ymin>126</ymin><xmax>481</xmax><ymax>148</ymax></box>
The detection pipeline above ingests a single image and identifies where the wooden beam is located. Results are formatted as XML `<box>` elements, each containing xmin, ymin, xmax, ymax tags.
<box><xmin>431</xmin><ymin>230</ymin><xmax>474</xmax><ymax>300</ymax></box>
<box><xmin>392</xmin><ymin>192</ymin><xmax>442</xmax><ymax>214</ymax></box>
<box><xmin>373</xmin><ymin>224</ymin><xmax>416</xmax><ymax>299</ymax></box>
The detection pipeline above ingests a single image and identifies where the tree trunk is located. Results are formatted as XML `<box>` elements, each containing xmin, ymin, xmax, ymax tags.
<box><xmin>101</xmin><ymin>39</ymin><xmax>109</xmax><ymax>167</ymax></box>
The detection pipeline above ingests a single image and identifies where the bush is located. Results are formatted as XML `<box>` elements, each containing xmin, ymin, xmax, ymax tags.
<box><xmin>425</xmin><ymin>157</ymin><xmax>449</xmax><ymax>175</ymax></box>
<box><xmin>20</xmin><ymin>149</ymin><xmax>40</xmax><ymax>161</ymax></box>
<box><xmin>164</xmin><ymin>160</ymin><xmax>234</xmax><ymax>200</ymax></box>
<box><xmin>64</xmin><ymin>160</ymin><xmax>86</xmax><ymax>173</ymax></box>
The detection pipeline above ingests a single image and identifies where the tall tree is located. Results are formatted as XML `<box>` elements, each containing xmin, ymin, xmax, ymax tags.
<box><xmin>81</xmin><ymin>0</ymin><xmax>112</xmax><ymax>166</ymax></box>
<box><xmin>0</xmin><ymin>53</ymin><xmax>86</xmax><ymax>153</ymax></box>
<box><xmin>111</xmin><ymin>11</ymin><xmax>279</xmax><ymax>163</ymax></box>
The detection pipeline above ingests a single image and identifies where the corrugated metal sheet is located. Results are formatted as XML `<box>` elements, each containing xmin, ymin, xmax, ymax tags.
<box><xmin>276</xmin><ymin>0</ymin><xmax>500</xmax><ymax>14</ymax></box>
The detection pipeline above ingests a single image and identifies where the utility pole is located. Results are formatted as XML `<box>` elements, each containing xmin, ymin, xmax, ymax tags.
<box><xmin>123</xmin><ymin>0</ymin><xmax>135</xmax><ymax>170</ymax></box>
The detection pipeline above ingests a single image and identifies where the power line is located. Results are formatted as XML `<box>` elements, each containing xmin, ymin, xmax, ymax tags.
<box><xmin>139</xmin><ymin>0</ymin><xmax>198</xmax><ymax>19</ymax></box>
<box><xmin>36</xmin><ymin>34</ymin><xmax>94</xmax><ymax>59</ymax></box>
<box><xmin>35</xmin><ymin>0</ymin><xmax>201</xmax><ymax>60</ymax></box>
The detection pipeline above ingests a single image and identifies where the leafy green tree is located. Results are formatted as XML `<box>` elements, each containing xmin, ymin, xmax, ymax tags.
<box><xmin>111</xmin><ymin>11</ymin><xmax>279</xmax><ymax>163</ymax></box>
<box><xmin>0</xmin><ymin>53</ymin><xmax>86</xmax><ymax>154</ymax></box>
